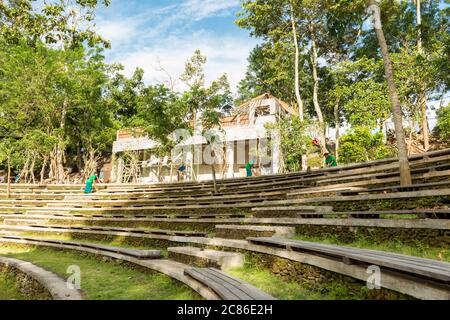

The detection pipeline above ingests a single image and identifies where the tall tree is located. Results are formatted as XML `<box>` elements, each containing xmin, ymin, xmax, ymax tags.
<box><xmin>180</xmin><ymin>50</ymin><xmax>232</xmax><ymax>184</ymax></box>
<box><xmin>367</xmin><ymin>0</ymin><xmax>412</xmax><ymax>186</ymax></box>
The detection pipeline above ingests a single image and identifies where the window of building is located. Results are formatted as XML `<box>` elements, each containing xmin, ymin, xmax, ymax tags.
<box><xmin>255</xmin><ymin>106</ymin><xmax>271</xmax><ymax>117</ymax></box>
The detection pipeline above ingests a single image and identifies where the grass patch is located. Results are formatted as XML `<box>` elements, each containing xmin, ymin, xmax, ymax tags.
<box><xmin>227</xmin><ymin>266</ymin><xmax>317</xmax><ymax>300</ymax></box>
<box><xmin>290</xmin><ymin>234</ymin><xmax>449</xmax><ymax>262</ymax></box>
<box><xmin>227</xmin><ymin>265</ymin><xmax>375</xmax><ymax>300</ymax></box>
<box><xmin>0</xmin><ymin>245</ymin><xmax>200</xmax><ymax>300</ymax></box>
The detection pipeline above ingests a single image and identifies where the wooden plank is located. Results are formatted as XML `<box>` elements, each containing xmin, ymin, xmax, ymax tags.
<box><xmin>340</xmin><ymin>181</ymin><xmax>450</xmax><ymax>195</ymax></box>
<box><xmin>202</xmin><ymin>268</ymin><xmax>276</xmax><ymax>300</ymax></box>
<box><xmin>247</xmin><ymin>237</ymin><xmax>450</xmax><ymax>282</ymax></box>
<box><xmin>185</xmin><ymin>268</ymin><xmax>276</xmax><ymax>300</ymax></box>
<box><xmin>185</xmin><ymin>268</ymin><xmax>242</xmax><ymax>300</ymax></box>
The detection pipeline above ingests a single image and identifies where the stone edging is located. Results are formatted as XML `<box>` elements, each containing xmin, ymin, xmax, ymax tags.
<box><xmin>0</xmin><ymin>256</ymin><xmax>83</xmax><ymax>300</ymax></box>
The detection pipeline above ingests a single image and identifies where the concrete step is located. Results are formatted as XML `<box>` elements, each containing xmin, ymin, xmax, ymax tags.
<box><xmin>26</xmin><ymin>210</ymin><xmax>68</xmax><ymax>216</ymax></box>
<box><xmin>3</xmin><ymin>219</ymin><xmax>46</xmax><ymax>226</ymax></box>
<box><xmin>168</xmin><ymin>246</ymin><xmax>244</xmax><ymax>270</ymax></box>
<box><xmin>215</xmin><ymin>224</ymin><xmax>295</xmax><ymax>240</ymax></box>
<box><xmin>0</xmin><ymin>230</ymin><xmax>20</xmax><ymax>236</ymax></box>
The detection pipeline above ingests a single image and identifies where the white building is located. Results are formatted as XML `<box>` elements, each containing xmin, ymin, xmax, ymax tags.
<box><xmin>110</xmin><ymin>93</ymin><xmax>298</xmax><ymax>183</ymax></box>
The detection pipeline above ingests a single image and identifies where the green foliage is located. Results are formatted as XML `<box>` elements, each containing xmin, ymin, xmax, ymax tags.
<box><xmin>129</xmin><ymin>84</ymin><xmax>186</xmax><ymax>147</ymax></box>
<box><xmin>266</xmin><ymin>116</ymin><xmax>315</xmax><ymax>172</ymax></box>
<box><xmin>0</xmin><ymin>38</ymin><xmax>115</xmax><ymax>176</ymax></box>
<box><xmin>434</xmin><ymin>104</ymin><xmax>450</xmax><ymax>142</ymax></box>
<box><xmin>237</xmin><ymin>0</ymin><xmax>449</xmax><ymax>158</ymax></box>
<box><xmin>0</xmin><ymin>0</ymin><xmax>111</xmax><ymax>47</ymax></box>
<box><xmin>339</xmin><ymin>127</ymin><xmax>395</xmax><ymax>164</ymax></box>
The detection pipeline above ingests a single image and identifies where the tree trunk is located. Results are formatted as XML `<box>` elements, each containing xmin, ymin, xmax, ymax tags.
<box><xmin>369</xmin><ymin>0</ymin><xmax>412</xmax><ymax>186</ymax></box>
<box><xmin>309</xmin><ymin>26</ymin><xmax>326</xmax><ymax>154</ymax></box>
<box><xmin>290</xmin><ymin>2</ymin><xmax>308</xmax><ymax>171</ymax></box>
<box><xmin>290</xmin><ymin>1</ymin><xmax>304</xmax><ymax>119</ymax></box>
<box><xmin>210</xmin><ymin>145</ymin><xmax>219</xmax><ymax>194</ymax></box>
<box><xmin>414</xmin><ymin>0</ymin><xmax>429</xmax><ymax>151</ymax></box>
<box><xmin>419</xmin><ymin>89</ymin><xmax>430</xmax><ymax>151</ymax></box>
<box><xmin>407</xmin><ymin>120</ymin><xmax>414</xmax><ymax>155</ymax></box>
<box><xmin>7</xmin><ymin>156</ymin><xmax>11</xmax><ymax>199</ymax></box>
<box><xmin>30</xmin><ymin>153</ymin><xmax>36</xmax><ymax>184</ymax></box>
<box><xmin>76</xmin><ymin>141</ymin><xmax>83</xmax><ymax>172</ymax></box>
<box><xmin>21</xmin><ymin>154</ymin><xmax>30</xmax><ymax>184</ymax></box>
<box><xmin>334</xmin><ymin>98</ymin><xmax>340</xmax><ymax>161</ymax></box>
<box><xmin>40</xmin><ymin>156</ymin><xmax>48</xmax><ymax>184</ymax></box>
<box><xmin>56</xmin><ymin>97</ymin><xmax>68</xmax><ymax>183</ymax></box>
<box><xmin>211</xmin><ymin>164</ymin><xmax>218</xmax><ymax>194</ymax></box>
<box><xmin>416</xmin><ymin>0</ymin><xmax>422</xmax><ymax>53</ymax></box>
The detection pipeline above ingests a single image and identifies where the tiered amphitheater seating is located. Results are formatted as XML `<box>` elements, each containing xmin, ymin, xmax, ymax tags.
<box><xmin>0</xmin><ymin>149</ymin><xmax>449</xmax><ymax>300</ymax></box>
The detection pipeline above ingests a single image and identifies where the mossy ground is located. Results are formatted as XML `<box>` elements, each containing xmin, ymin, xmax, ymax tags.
<box><xmin>0</xmin><ymin>245</ymin><xmax>201</xmax><ymax>300</ymax></box>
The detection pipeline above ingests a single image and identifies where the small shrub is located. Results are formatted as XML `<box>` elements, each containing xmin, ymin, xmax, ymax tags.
<box><xmin>339</xmin><ymin>127</ymin><xmax>395</xmax><ymax>164</ymax></box>
<box><xmin>434</xmin><ymin>104</ymin><xmax>450</xmax><ymax>143</ymax></box>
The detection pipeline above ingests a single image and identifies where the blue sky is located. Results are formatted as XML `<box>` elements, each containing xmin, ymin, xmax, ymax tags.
<box><xmin>94</xmin><ymin>0</ymin><xmax>258</xmax><ymax>93</ymax></box>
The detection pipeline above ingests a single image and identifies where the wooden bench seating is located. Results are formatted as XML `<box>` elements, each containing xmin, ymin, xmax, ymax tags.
<box><xmin>0</xmin><ymin>212</ymin><xmax>248</xmax><ymax>220</ymax></box>
<box><xmin>282</xmin><ymin>188</ymin><xmax>450</xmax><ymax>206</ymax></box>
<box><xmin>247</xmin><ymin>237</ymin><xmax>450</xmax><ymax>284</ymax></box>
<box><xmin>288</xmin><ymin>170</ymin><xmax>450</xmax><ymax>198</ymax></box>
<box><xmin>0</xmin><ymin>190</ymin><xmax>288</xmax><ymax>209</ymax></box>
<box><xmin>215</xmin><ymin>224</ymin><xmax>295</xmax><ymax>239</ymax></box>
<box><xmin>0</xmin><ymin>224</ymin><xmax>207</xmax><ymax>237</ymax></box>
<box><xmin>316</xmin><ymin>164</ymin><xmax>450</xmax><ymax>186</ymax></box>
<box><xmin>339</xmin><ymin>181</ymin><xmax>450</xmax><ymax>196</ymax></box>
<box><xmin>168</xmin><ymin>247</ymin><xmax>245</xmax><ymax>270</ymax></box>
<box><xmin>100</xmin><ymin>148</ymin><xmax>450</xmax><ymax>190</ymax></box>
<box><xmin>252</xmin><ymin>207</ymin><xmax>450</xmax><ymax>219</ymax></box>
<box><xmin>1</xmin><ymin>235</ymin><xmax>162</xmax><ymax>259</ymax></box>
<box><xmin>184</xmin><ymin>267</ymin><xmax>276</xmax><ymax>300</ymax></box>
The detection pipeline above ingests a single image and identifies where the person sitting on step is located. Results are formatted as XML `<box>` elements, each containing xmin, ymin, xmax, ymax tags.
<box><xmin>84</xmin><ymin>172</ymin><xmax>100</xmax><ymax>194</ymax></box>
<box><xmin>324</xmin><ymin>152</ymin><xmax>338</xmax><ymax>167</ymax></box>
<box><xmin>245</xmin><ymin>160</ymin><xmax>255</xmax><ymax>177</ymax></box>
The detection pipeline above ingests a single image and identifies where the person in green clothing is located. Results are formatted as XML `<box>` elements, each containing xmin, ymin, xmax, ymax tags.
<box><xmin>245</xmin><ymin>160</ymin><xmax>255</xmax><ymax>177</ymax></box>
<box><xmin>324</xmin><ymin>152</ymin><xmax>338</xmax><ymax>167</ymax></box>
<box><xmin>84</xmin><ymin>173</ymin><xmax>100</xmax><ymax>194</ymax></box>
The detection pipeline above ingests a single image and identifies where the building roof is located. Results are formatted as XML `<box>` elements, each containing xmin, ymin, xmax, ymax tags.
<box><xmin>218</xmin><ymin>93</ymin><xmax>297</xmax><ymax>127</ymax></box>
<box><xmin>116</xmin><ymin>93</ymin><xmax>296</xmax><ymax>140</ymax></box>
<box><xmin>233</xmin><ymin>93</ymin><xmax>298</xmax><ymax>117</ymax></box>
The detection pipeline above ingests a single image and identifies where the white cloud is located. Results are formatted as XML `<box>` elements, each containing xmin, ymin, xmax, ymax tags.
<box><xmin>181</xmin><ymin>0</ymin><xmax>240</xmax><ymax>21</ymax></box>
<box><xmin>95</xmin><ymin>1</ymin><xmax>254</xmax><ymax>94</ymax></box>
<box><xmin>96</xmin><ymin>19</ymin><xmax>140</xmax><ymax>45</ymax></box>
<box><xmin>117</xmin><ymin>31</ymin><xmax>257</xmax><ymax>93</ymax></box>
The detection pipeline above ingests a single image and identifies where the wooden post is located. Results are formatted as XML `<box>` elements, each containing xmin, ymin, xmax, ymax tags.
<box><xmin>7</xmin><ymin>156</ymin><xmax>11</xmax><ymax>199</ymax></box>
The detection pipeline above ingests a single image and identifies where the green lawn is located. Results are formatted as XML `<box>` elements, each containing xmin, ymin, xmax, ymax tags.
<box><xmin>0</xmin><ymin>246</ymin><xmax>201</xmax><ymax>300</ymax></box>
<box><xmin>227</xmin><ymin>265</ymin><xmax>374</xmax><ymax>300</ymax></box>
<box><xmin>290</xmin><ymin>234</ymin><xmax>449</xmax><ymax>262</ymax></box>
<box><xmin>227</xmin><ymin>266</ymin><xmax>318</xmax><ymax>300</ymax></box>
